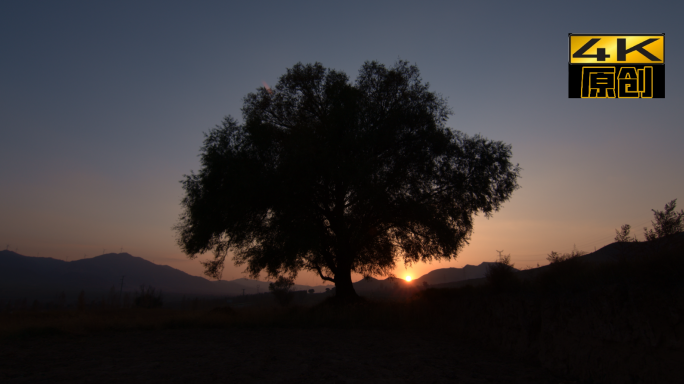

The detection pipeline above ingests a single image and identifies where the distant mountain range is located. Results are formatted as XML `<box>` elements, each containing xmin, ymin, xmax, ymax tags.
<box><xmin>0</xmin><ymin>250</ymin><xmax>502</xmax><ymax>302</ymax></box>
<box><xmin>4</xmin><ymin>233</ymin><xmax>681</xmax><ymax>302</ymax></box>
<box><xmin>413</xmin><ymin>263</ymin><xmax>500</xmax><ymax>285</ymax></box>
<box><xmin>0</xmin><ymin>252</ymin><xmax>331</xmax><ymax>302</ymax></box>
<box><xmin>351</xmin><ymin>262</ymin><xmax>502</xmax><ymax>293</ymax></box>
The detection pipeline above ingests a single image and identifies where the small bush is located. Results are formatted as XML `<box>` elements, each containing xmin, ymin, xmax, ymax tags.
<box><xmin>538</xmin><ymin>246</ymin><xmax>589</xmax><ymax>291</ymax></box>
<box><xmin>269</xmin><ymin>276</ymin><xmax>295</xmax><ymax>307</ymax></box>
<box><xmin>546</xmin><ymin>245</ymin><xmax>586</xmax><ymax>264</ymax></box>
<box><xmin>486</xmin><ymin>252</ymin><xmax>520</xmax><ymax>292</ymax></box>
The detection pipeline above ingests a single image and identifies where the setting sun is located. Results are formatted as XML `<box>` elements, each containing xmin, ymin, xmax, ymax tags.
<box><xmin>405</xmin><ymin>276</ymin><xmax>412</xmax><ymax>282</ymax></box>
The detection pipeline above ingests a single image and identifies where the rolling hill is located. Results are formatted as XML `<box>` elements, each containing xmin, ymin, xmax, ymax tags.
<box><xmin>428</xmin><ymin>232</ymin><xmax>684</xmax><ymax>289</ymax></box>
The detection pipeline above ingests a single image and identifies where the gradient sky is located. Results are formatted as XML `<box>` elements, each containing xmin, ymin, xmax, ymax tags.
<box><xmin>2</xmin><ymin>0</ymin><xmax>682</xmax><ymax>285</ymax></box>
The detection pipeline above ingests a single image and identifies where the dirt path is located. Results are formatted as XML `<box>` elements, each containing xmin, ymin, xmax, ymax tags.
<box><xmin>0</xmin><ymin>328</ymin><xmax>573</xmax><ymax>383</ymax></box>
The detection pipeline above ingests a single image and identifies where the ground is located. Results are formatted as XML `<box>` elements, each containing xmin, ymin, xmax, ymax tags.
<box><xmin>0</xmin><ymin>328</ymin><xmax>575</xmax><ymax>384</ymax></box>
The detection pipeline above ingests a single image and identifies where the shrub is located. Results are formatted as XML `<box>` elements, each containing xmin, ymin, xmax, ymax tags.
<box><xmin>486</xmin><ymin>251</ymin><xmax>519</xmax><ymax>291</ymax></box>
<box><xmin>538</xmin><ymin>246</ymin><xmax>589</xmax><ymax>291</ymax></box>
<box><xmin>269</xmin><ymin>276</ymin><xmax>295</xmax><ymax>307</ymax></box>
<box><xmin>546</xmin><ymin>245</ymin><xmax>586</xmax><ymax>264</ymax></box>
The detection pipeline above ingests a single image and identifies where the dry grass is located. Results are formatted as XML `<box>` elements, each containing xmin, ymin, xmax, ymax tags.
<box><xmin>0</xmin><ymin>299</ymin><xmax>431</xmax><ymax>342</ymax></box>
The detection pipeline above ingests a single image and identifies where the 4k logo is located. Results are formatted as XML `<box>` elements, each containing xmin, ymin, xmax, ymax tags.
<box><xmin>568</xmin><ymin>34</ymin><xmax>665</xmax><ymax>98</ymax></box>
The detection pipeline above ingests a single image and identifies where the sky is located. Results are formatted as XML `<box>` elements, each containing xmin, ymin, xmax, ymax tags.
<box><xmin>1</xmin><ymin>0</ymin><xmax>682</xmax><ymax>285</ymax></box>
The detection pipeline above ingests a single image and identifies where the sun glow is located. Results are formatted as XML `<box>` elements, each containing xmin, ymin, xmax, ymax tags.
<box><xmin>405</xmin><ymin>276</ymin><xmax>412</xmax><ymax>282</ymax></box>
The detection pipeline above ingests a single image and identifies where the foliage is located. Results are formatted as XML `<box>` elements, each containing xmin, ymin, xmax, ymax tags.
<box><xmin>485</xmin><ymin>251</ymin><xmax>519</xmax><ymax>291</ymax></box>
<box><xmin>644</xmin><ymin>199</ymin><xmax>684</xmax><ymax>241</ymax></box>
<box><xmin>546</xmin><ymin>245</ymin><xmax>586</xmax><ymax>264</ymax></box>
<box><xmin>539</xmin><ymin>246</ymin><xmax>589</xmax><ymax>291</ymax></box>
<box><xmin>176</xmin><ymin>60</ymin><xmax>521</xmax><ymax>300</ymax></box>
<box><xmin>134</xmin><ymin>285</ymin><xmax>163</xmax><ymax>309</ymax></box>
<box><xmin>269</xmin><ymin>276</ymin><xmax>295</xmax><ymax>307</ymax></box>
<box><xmin>614</xmin><ymin>224</ymin><xmax>638</xmax><ymax>243</ymax></box>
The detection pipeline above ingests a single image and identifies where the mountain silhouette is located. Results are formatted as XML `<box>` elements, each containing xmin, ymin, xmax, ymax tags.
<box><xmin>412</xmin><ymin>262</ymin><xmax>501</xmax><ymax>285</ymax></box>
<box><xmin>350</xmin><ymin>262</ymin><xmax>502</xmax><ymax>293</ymax></box>
<box><xmin>6</xmin><ymin>234</ymin><xmax>680</xmax><ymax>302</ymax></box>
<box><xmin>0</xmin><ymin>252</ymin><xmax>330</xmax><ymax>302</ymax></box>
<box><xmin>0</xmin><ymin>251</ymin><xmax>502</xmax><ymax>301</ymax></box>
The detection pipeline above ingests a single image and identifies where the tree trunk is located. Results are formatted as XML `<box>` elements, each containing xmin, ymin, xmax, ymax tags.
<box><xmin>334</xmin><ymin>267</ymin><xmax>359</xmax><ymax>302</ymax></box>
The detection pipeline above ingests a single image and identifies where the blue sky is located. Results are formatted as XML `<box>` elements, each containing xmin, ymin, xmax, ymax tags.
<box><xmin>1</xmin><ymin>0</ymin><xmax>682</xmax><ymax>284</ymax></box>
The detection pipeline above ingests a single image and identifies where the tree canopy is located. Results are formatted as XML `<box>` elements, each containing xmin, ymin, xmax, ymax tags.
<box><xmin>176</xmin><ymin>61</ymin><xmax>521</xmax><ymax>300</ymax></box>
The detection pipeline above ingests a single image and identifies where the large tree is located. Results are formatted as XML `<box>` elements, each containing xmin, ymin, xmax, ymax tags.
<box><xmin>176</xmin><ymin>61</ymin><xmax>521</xmax><ymax>300</ymax></box>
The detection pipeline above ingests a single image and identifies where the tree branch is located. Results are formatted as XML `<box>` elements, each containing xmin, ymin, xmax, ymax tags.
<box><xmin>313</xmin><ymin>264</ymin><xmax>335</xmax><ymax>283</ymax></box>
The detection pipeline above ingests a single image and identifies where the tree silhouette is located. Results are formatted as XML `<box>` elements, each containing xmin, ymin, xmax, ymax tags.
<box><xmin>614</xmin><ymin>224</ymin><xmax>638</xmax><ymax>242</ymax></box>
<box><xmin>269</xmin><ymin>276</ymin><xmax>295</xmax><ymax>306</ymax></box>
<box><xmin>176</xmin><ymin>61</ymin><xmax>521</xmax><ymax>301</ymax></box>
<box><xmin>644</xmin><ymin>199</ymin><xmax>684</xmax><ymax>241</ymax></box>
<box><xmin>486</xmin><ymin>251</ymin><xmax>518</xmax><ymax>291</ymax></box>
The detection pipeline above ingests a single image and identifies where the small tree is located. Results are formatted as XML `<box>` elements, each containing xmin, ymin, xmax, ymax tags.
<box><xmin>644</xmin><ymin>199</ymin><xmax>684</xmax><ymax>241</ymax></box>
<box><xmin>269</xmin><ymin>276</ymin><xmax>295</xmax><ymax>306</ymax></box>
<box><xmin>614</xmin><ymin>224</ymin><xmax>638</xmax><ymax>243</ymax></box>
<box><xmin>307</xmin><ymin>289</ymin><xmax>315</xmax><ymax>294</ymax></box>
<box><xmin>539</xmin><ymin>246</ymin><xmax>591</xmax><ymax>290</ymax></box>
<box><xmin>486</xmin><ymin>251</ymin><xmax>519</xmax><ymax>291</ymax></box>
